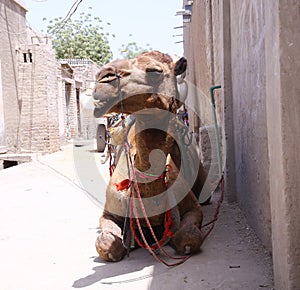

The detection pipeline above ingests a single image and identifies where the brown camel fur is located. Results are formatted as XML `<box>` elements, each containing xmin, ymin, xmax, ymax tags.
<box><xmin>93</xmin><ymin>51</ymin><xmax>207</xmax><ymax>262</ymax></box>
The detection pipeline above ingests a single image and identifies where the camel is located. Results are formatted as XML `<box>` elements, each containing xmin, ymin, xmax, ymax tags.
<box><xmin>93</xmin><ymin>51</ymin><xmax>207</xmax><ymax>262</ymax></box>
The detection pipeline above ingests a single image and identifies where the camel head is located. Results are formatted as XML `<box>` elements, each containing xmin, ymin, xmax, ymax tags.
<box><xmin>93</xmin><ymin>51</ymin><xmax>187</xmax><ymax>117</ymax></box>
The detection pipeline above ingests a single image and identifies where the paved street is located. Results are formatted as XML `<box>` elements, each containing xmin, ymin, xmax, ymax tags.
<box><xmin>0</xmin><ymin>142</ymin><xmax>274</xmax><ymax>290</ymax></box>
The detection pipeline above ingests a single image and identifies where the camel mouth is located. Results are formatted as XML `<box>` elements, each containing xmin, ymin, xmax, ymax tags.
<box><xmin>93</xmin><ymin>51</ymin><xmax>187</xmax><ymax>118</ymax></box>
<box><xmin>93</xmin><ymin>92</ymin><xmax>174</xmax><ymax>118</ymax></box>
<box><xmin>94</xmin><ymin>99</ymin><xmax>113</xmax><ymax>118</ymax></box>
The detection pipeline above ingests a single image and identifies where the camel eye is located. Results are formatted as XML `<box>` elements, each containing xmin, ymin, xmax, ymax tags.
<box><xmin>146</xmin><ymin>67</ymin><xmax>163</xmax><ymax>74</ymax></box>
<box><xmin>146</xmin><ymin>66</ymin><xmax>163</xmax><ymax>83</ymax></box>
<box><xmin>98</xmin><ymin>73</ymin><xmax>119</xmax><ymax>83</ymax></box>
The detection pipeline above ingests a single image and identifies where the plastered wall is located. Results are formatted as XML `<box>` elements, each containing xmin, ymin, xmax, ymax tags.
<box><xmin>184</xmin><ymin>0</ymin><xmax>271</xmax><ymax>250</ymax></box>
<box><xmin>230</xmin><ymin>0</ymin><xmax>272</xmax><ymax>250</ymax></box>
<box><xmin>183</xmin><ymin>0</ymin><xmax>300</xmax><ymax>288</ymax></box>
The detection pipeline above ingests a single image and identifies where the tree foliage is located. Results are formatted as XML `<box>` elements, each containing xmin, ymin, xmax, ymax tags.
<box><xmin>119</xmin><ymin>40</ymin><xmax>152</xmax><ymax>59</ymax></box>
<box><xmin>44</xmin><ymin>8</ymin><xmax>113</xmax><ymax>66</ymax></box>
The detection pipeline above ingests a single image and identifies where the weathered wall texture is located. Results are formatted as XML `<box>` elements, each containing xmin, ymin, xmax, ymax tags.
<box><xmin>0</xmin><ymin>0</ymin><xmax>27</xmax><ymax>152</ymax></box>
<box><xmin>184</xmin><ymin>0</ymin><xmax>222</xmax><ymax>128</ymax></box>
<box><xmin>58</xmin><ymin>63</ymin><xmax>78</xmax><ymax>141</ymax></box>
<box><xmin>58</xmin><ymin>60</ymin><xmax>101</xmax><ymax>140</ymax></box>
<box><xmin>1</xmin><ymin>0</ymin><xmax>64</xmax><ymax>154</ymax></box>
<box><xmin>1</xmin><ymin>1</ymin><xmax>99</xmax><ymax>155</ymax></box>
<box><xmin>183</xmin><ymin>0</ymin><xmax>300</xmax><ymax>288</ymax></box>
<box><xmin>72</xmin><ymin>61</ymin><xmax>101</xmax><ymax>140</ymax></box>
<box><xmin>183</xmin><ymin>0</ymin><xmax>224</xmax><ymax>195</ymax></box>
<box><xmin>230</xmin><ymin>0</ymin><xmax>271</xmax><ymax>250</ymax></box>
<box><xmin>17</xmin><ymin>42</ymin><xmax>60</xmax><ymax>153</ymax></box>
<box><xmin>265</xmin><ymin>0</ymin><xmax>300</xmax><ymax>288</ymax></box>
<box><xmin>184</xmin><ymin>0</ymin><xmax>271</xmax><ymax>250</ymax></box>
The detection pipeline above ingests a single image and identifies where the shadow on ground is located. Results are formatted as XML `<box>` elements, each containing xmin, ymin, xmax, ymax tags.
<box><xmin>73</xmin><ymin>196</ymin><xmax>274</xmax><ymax>290</ymax></box>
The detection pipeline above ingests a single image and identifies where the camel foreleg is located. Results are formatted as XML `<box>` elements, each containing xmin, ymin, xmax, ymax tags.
<box><xmin>170</xmin><ymin>201</ymin><xmax>204</xmax><ymax>255</ymax></box>
<box><xmin>95</xmin><ymin>212</ymin><xmax>126</xmax><ymax>262</ymax></box>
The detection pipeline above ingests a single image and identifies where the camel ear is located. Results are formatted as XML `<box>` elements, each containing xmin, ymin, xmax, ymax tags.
<box><xmin>174</xmin><ymin>57</ymin><xmax>187</xmax><ymax>76</ymax></box>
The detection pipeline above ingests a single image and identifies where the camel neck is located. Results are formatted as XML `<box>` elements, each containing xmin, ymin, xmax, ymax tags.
<box><xmin>132</xmin><ymin>112</ymin><xmax>173</xmax><ymax>174</ymax></box>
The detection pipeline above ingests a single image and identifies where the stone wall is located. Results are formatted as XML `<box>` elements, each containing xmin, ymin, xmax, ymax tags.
<box><xmin>183</xmin><ymin>0</ymin><xmax>223</xmax><ymax>127</ymax></box>
<box><xmin>80</xmin><ymin>85</ymin><xmax>98</xmax><ymax>140</ymax></box>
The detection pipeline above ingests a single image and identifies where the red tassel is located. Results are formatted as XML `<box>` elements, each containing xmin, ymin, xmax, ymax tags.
<box><xmin>115</xmin><ymin>179</ymin><xmax>131</xmax><ymax>191</ymax></box>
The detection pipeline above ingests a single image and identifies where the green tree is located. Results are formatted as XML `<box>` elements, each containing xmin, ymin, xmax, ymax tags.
<box><xmin>119</xmin><ymin>39</ymin><xmax>152</xmax><ymax>59</ymax></box>
<box><xmin>44</xmin><ymin>8</ymin><xmax>114</xmax><ymax>66</ymax></box>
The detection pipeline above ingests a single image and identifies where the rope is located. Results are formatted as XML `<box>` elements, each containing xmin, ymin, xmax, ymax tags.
<box><xmin>109</xmin><ymin>78</ymin><xmax>224</xmax><ymax>265</ymax></box>
<box><xmin>131</xmin><ymin>209</ymin><xmax>173</xmax><ymax>251</ymax></box>
<box><xmin>118</xmin><ymin>115</ymin><xmax>191</xmax><ymax>266</ymax></box>
<box><xmin>108</xmin><ymin>117</ymin><xmax>225</xmax><ymax>265</ymax></box>
<box><xmin>201</xmin><ymin>175</ymin><xmax>224</xmax><ymax>241</ymax></box>
<box><xmin>134</xmin><ymin>168</ymin><xmax>166</xmax><ymax>181</ymax></box>
<box><xmin>129</xmin><ymin>184</ymin><xmax>190</xmax><ymax>267</ymax></box>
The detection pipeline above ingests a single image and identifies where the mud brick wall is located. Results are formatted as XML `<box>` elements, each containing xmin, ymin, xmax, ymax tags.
<box><xmin>0</xmin><ymin>0</ymin><xmax>27</xmax><ymax>152</ymax></box>
<box><xmin>17</xmin><ymin>43</ymin><xmax>60</xmax><ymax>153</ymax></box>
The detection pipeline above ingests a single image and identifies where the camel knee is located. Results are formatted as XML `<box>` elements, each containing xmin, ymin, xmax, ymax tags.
<box><xmin>171</xmin><ymin>224</ymin><xmax>203</xmax><ymax>255</ymax></box>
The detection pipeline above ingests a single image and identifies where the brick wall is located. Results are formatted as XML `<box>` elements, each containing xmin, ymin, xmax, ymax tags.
<box><xmin>0</xmin><ymin>0</ymin><xmax>27</xmax><ymax>152</ymax></box>
<box><xmin>1</xmin><ymin>1</ymin><xmax>100</xmax><ymax>154</ymax></box>
<box><xmin>17</xmin><ymin>42</ymin><xmax>60</xmax><ymax>153</ymax></box>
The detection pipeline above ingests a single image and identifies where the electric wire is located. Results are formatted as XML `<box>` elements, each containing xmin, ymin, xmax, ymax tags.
<box><xmin>47</xmin><ymin>0</ymin><xmax>84</xmax><ymax>36</ymax></box>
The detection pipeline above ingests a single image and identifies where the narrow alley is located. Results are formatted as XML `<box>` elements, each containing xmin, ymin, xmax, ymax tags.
<box><xmin>0</xmin><ymin>142</ymin><xmax>273</xmax><ymax>289</ymax></box>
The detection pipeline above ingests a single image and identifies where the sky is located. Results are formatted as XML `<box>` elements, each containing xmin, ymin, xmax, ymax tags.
<box><xmin>25</xmin><ymin>0</ymin><xmax>184</xmax><ymax>59</ymax></box>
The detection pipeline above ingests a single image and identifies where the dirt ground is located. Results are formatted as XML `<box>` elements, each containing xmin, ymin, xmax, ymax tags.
<box><xmin>200</xmin><ymin>195</ymin><xmax>274</xmax><ymax>290</ymax></box>
<box><xmin>0</xmin><ymin>143</ymin><xmax>274</xmax><ymax>289</ymax></box>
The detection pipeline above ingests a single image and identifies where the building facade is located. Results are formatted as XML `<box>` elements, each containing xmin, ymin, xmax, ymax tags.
<box><xmin>0</xmin><ymin>0</ymin><xmax>100</xmax><ymax>158</ymax></box>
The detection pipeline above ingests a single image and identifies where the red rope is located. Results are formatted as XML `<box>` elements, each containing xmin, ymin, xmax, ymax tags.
<box><xmin>108</xmin><ymin>145</ymin><xmax>115</xmax><ymax>176</ymax></box>
<box><xmin>113</xmin><ymin>117</ymin><xmax>208</xmax><ymax>266</ymax></box>
<box><xmin>108</xmin><ymin>110</ymin><xmax>225</xmax><ymax>266</ymax></box>
<box><xmin>130</xmin><ymin>208</ymin><xmax>173</xmax><ymax>251</ymax></box>
<box><xmin>128</xmin><ymin>161</ymin><xmax>191</xmax><ymax>263</ymax></box>
<box><xmin>114</xmin><ymin>168</ymin><xmax>165</xmax><ymax>193</ymax></box>
<box><xmin>129</xmin><ymin>187</ymin><xmax>190</xmax><ymax>267</ymax></box>
<box><xmin>109</xmin><ymin>164</ymin><xmax>115</xmax><ymax>177</ymax></box>
<box><xmin>202</xmin><ymin>175</ymin><xmax>225</xmax><ymax>241</ymax></box>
